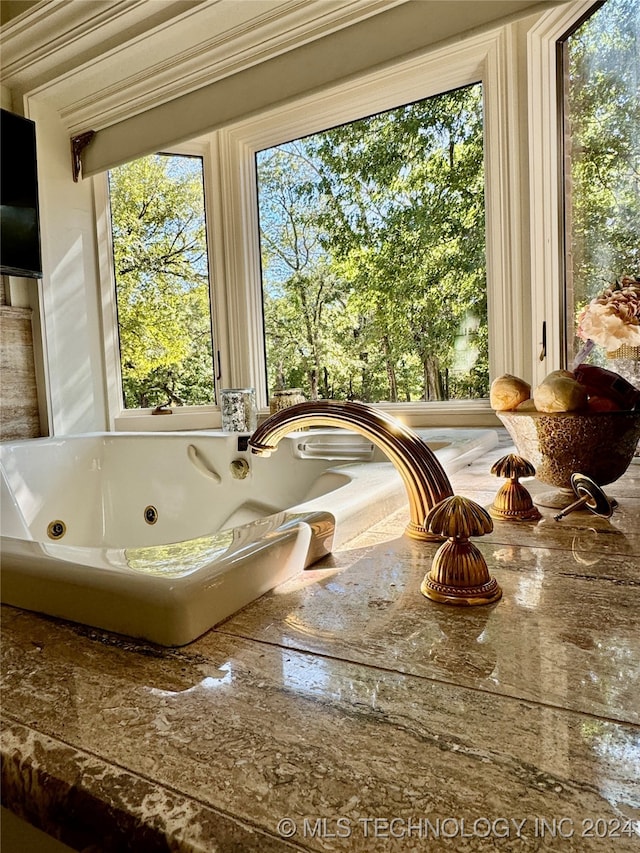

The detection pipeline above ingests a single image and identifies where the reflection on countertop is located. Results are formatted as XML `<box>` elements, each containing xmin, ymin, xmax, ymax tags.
<box><xmin>2</xmin><ymin>431</ymin><xmax>639</xmax><ymax>852</ymax></box>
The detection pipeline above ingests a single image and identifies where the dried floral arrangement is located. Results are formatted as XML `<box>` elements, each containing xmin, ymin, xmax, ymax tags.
<box><xmin>576</xmin><ymin>275</ymin><xmax>640</xmax><ymax>354</ymax></box>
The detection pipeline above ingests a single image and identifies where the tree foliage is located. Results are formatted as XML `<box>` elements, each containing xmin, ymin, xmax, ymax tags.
<box><xmin>259</xmin><ymin>84</ymin><xmax>488</xmax><ymax>402</ymax></box>
<box><xmin>566</xmin><ymin>0</ymin><xmax>640</xmax><ymax>358</ymax></box>
<box><xmin>109</xmin><ymin>154</ymin><xmax>215</xmax><ymax>408</ymax></box>
<box><xmin>257</xmin><ymin>143</ymin><xmax>352</xmax><ymax>398</ymax></box>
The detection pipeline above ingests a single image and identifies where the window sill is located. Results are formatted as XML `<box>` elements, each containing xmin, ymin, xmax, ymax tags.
<box><xmin>366</xmin><ymin>401</ymin><xmax>501</xmax><ymax>429</ymax></box>
<box><xmin>114</xmin><ymin>401</ymin><xmax>500</xmax><ymax>432</ymax></box>
<box><xmin>114</xmin><ymin>407</ymin><xmax>221</xmax><ymax>432</ymax></box>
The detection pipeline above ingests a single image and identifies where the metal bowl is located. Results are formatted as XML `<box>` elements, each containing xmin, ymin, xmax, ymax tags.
<box><xmin>497</xmin><ymin>410</ymin><xmax>640</xmax><ymax>493</ymax></box>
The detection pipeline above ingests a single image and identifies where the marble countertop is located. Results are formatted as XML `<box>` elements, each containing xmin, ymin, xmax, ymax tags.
<box><xmin>2</xmin><ymin>434</ymin><xmax>639</xmax><ymax>852</ymax></box>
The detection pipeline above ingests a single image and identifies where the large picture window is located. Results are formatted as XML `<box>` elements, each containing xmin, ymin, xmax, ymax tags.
<box><xmin>99</xmin><ymin>27</ymin><xmax>524</xmax><ymax>429</ymax></box>
<box><xmin>256</xmin><ymin>84</ymin><xmax>487</xmax><ymax>405</ymax></box>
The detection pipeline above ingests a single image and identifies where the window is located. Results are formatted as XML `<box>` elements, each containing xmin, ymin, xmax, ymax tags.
<box><xmin>559</xmin><ymin>0</ymin><xmax>640</xmax><ymax>366</ymax></box>
<box><xmin>108</xmin><ymin>152</ymin><xmax>216</xmax><ymax>409</ymax></box>
<box><xmin>220</xmin><ymin>30</ymin><xmax>523</xmax><ymax>423</ymax></box>
<box><xmin>256</xmin><ymin>84</ymin><xmax>487</xmax><ymax>404</ymax></box>
<box><xmin>99</xmin><ymin>28</ymin><xmax>523</xmax><ymax>429</ymax></box>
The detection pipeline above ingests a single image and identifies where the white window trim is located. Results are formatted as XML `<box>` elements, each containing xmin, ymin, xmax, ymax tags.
<box><xmin>97</xmin><ymin>22</ymin><xmax>531</xmax><ymax>430</ymax></box>
<box><xmin>527</xmin><ymin>0</ymin><xmax>596</xmax><ymax>387</ymax></box>
<box><xmin>94</xmin><ymin>172</ymin><xmax>122</xmax><ymax>431</ymax></box>
<box><xmin>95</xmin><ymin>140</ymin><xmax>225</xmax><ymax>431</ymax></box>
<box><xmin>220</xmin><ymin>24</ymin><xmax>528</xmax><ymax>424</ymax></box>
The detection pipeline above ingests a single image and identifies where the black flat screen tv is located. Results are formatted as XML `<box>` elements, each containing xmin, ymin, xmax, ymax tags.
<box><xmin>0</xmin><ymin>108</ymin><xmax>43</xmax><ymax>278</ymax></box>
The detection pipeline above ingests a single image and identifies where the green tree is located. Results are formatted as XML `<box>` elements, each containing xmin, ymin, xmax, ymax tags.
<box><xmin>257</xmin><ymin>84</ymin><xmax>487</xmax><ymax>403</ymax></box>
<box><xmin>109</xmin><ymin>154</ymin><xmax>214</xmax><ymax>408</ymax></box>
<box><xmin>258</xmin><ymin>143</ymin><xmax>351</xmax><ymax>399</ymax></box>
<box><xmin>305</xmin><ymin>83</ymin><xmax>487</xmax><ymax>401</ymax></box>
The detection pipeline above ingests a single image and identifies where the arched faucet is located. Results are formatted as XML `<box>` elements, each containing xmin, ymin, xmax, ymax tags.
<box><xmin>249</xmin><ymin>400</ymin><xmax>454</xmax><ymax>541</ymax></box>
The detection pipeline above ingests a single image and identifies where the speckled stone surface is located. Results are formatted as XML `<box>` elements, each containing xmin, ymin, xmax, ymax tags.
<box><xmin>2</xmin><ymin>432</ymin><xmax>639</xmax><ymax>851</ymax></box>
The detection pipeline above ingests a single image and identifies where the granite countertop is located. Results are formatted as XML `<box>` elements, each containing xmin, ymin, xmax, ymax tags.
<box><xmin>2</xmin><ymin>435</ymin><xmax>639</xmax><ymax>852</ymax></box>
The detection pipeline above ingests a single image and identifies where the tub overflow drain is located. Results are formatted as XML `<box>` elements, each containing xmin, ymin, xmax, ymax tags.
<box><xmin>144</xmin><ymin>505</ymin><xmax>159</xmax><ymax>525</ymax></box>
<box><xmin>47</xmin><ymin>520</ymin><xmax>67</xmax><ymax>540</ymax></box>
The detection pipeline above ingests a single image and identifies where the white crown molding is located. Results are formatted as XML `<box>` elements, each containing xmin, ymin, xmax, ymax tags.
<box><xmin>4</xmin><ymin>1</ymin><xmax>561</xmax><ymax>136</ymax></box>
<box><xmin>3</xmin><ymin>0</ymin><xmax>409</xmax><ymax>131</ymax></box>
<box><xmin>2</xmin><ymin>0</ymin><xmax>166</xmax><ymax>80</ymax></box>
<box><xmin>57</xmin><ymin>0</ymin><xmax>409</xmax><ymax>133</ymax></box>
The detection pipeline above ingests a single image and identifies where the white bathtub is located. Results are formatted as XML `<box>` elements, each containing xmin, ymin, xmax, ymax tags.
<box><xmin>0</xmin><ymin>428</ymin><xmax>497</xmax><ymax>645</ymax></box>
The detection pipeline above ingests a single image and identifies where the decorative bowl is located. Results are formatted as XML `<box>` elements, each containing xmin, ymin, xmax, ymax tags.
<box><xmin>497</xmin><ymin>410</ymin><xmax>640</xmax><ymax>507</ymax></box>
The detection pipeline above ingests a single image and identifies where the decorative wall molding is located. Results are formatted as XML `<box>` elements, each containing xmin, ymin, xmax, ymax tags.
<box><xmin>1</xmin><ymin>0</ymin><xmax>154</xmax><ymax>84</ymax></box>
<box><xmin>3</xmin><ymin>1</ymin><xmax>564</xmax><ymax>138</ymax></box>
<box><xmin>59</xmin><ymin>0</ymin><xmax>409</xmax><ymax>134</ymax></box>
<box><xmin>3</xmin><ymin>0</ymin><xmax>409</xmax><ymax>131</ymax></box>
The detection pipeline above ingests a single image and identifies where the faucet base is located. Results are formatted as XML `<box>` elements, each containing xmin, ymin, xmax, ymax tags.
<box><xmin>421</xmin><ymin>575</ymin><xmax>502</xmax><ymax>606</ymax></box>
<box><xmin>404</xmin><ymin>520</ymin><xmax>445</xmax><ymax>542</ymax></box>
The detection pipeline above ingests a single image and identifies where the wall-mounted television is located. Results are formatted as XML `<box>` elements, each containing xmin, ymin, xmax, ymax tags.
<box><xmin>0</xmin><ymin>108</ymin><xmax>43</xmax><ymax>279</ymax></box>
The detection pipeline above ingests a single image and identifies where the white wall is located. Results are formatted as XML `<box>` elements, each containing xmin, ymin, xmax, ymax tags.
<box><xmin>27</xmin><ymin>98</ymin><xmax>108</xmax><ymax>434</ymax></box>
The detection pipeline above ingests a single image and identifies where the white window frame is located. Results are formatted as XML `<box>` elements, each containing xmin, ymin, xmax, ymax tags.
<box><xmin>220</xmin><ymin>26</ymin><xmax>529</xmax><ymax>427</ymax></box>
<box><xmin>96</xmin><ymin>139</ymin><xmax>226</xmax><ymax>430</ymax></box>
<box><xmin>527</xmin><ymin>0</ymin><xmax>598</xmax><ymax>388</ymax></box>
<box><xmin>97</xmin><ymin>24</ymin><xmax>530</xmax><ymax>430</ymax></box>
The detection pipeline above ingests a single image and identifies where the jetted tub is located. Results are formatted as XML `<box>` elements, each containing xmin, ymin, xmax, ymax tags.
<box><xmin>0</xmin><ymin>428</ymin><xmax>497</xmax><ymax>645</ymax></box>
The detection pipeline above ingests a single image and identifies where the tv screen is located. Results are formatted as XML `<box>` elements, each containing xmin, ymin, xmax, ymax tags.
<box><xmin>0</xmin><ymin>108</ymin><xmax>43</xmax><ymax>278</ymax></box>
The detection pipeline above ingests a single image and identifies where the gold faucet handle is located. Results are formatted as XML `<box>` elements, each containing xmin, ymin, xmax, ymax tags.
<box><xmin>490</xmin><ymin>453</ymin><xmax>535</xmax><ymax>481</ymax></box>
<box><xmin>426</xmin><ymin>494</ymin><xmax>493</xmax><ymax>539</ymax></box>
<box><xmin>553</xmin><ymin>473</ymin><xmax>616</xmax><ymax>521</ymax></box>
<box><xmin>489</xmin><ymin>454</ymin><xmax>541</xmax><ymax>522</ymax></box>
<box><xmin>421</xmin><ymin>495</ymin><xmax>502</xmax><ymax>606</ymax></box>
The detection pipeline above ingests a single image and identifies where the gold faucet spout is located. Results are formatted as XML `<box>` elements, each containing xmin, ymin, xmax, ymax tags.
<box><xmin>249</xmin><ymin>400</ymin><xmax>453</xmax><ymax>540</ymax></box>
